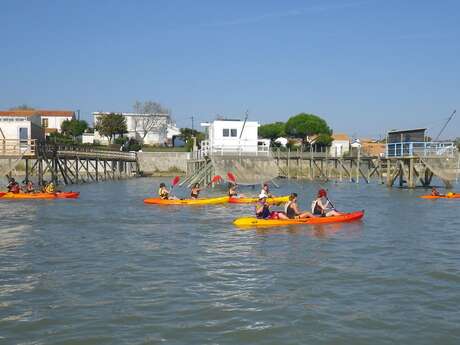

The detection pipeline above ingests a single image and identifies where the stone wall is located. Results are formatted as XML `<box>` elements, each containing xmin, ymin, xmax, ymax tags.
<box><xmin>137</xmin><ymin>152</ymin><xmax>190</xmax><ymax>175</ymax></box>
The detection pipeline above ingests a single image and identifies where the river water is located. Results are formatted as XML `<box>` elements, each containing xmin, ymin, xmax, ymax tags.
<box><xmin>1</xmin><ymin>178</ymin><xmax>459</xmax><ymax>344</ymax></box>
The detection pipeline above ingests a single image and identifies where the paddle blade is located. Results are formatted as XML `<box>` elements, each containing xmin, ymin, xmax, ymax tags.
<box><xmin>171</xmin><ymin>176</ymin><xmax>180</xmax><ymax>186</ymax></box>
<box><xmin>227</xmin><ymin>172</ymin><xmax>236</xmax><ymax>183</ymax></box>
<box><xmin>211</xmin><ymin>175</ymin><xmax>222</xmax><ymax>184</ymax></box>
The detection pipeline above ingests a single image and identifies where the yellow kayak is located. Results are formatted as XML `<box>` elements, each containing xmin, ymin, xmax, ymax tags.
<box><xmin>233</xmin><ymin>210</ymin><xmax>365</xmax><ymax>228</ymax></box>
<box><xmin>229</xmin><ymin>195</ymin><xmax>289</xmax><ymax>204</ymax></box>
<box><xmin>144</xmin><ymin>196</ymin><xmax>229</xmax><ymax>205</ymax></box>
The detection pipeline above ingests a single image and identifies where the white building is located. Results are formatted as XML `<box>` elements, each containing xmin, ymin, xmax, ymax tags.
<box><xmin>330</xmin><ymin>133</ymin><xmax>350</xmax><ymax>157</ymax></box>
<box><xmin>200</xmin><ymin>119</ymin><xmax>268</xmax><ymax>156</ymax></box>
<box><xmin>0</xmin><ymin>109</ymin><xmax>74</xmax><ymax>138</ymax></box>
<box><xmin>92</xmin><ymin>112</ymin><xmax>171</xmax><ymax>145</ymax></box>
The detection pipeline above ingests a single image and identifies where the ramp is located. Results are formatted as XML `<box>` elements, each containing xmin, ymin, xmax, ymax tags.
<box><xmin>419</xmin><ymin>153</ymin><xmax>460</xmax><ymax>186</ymax></box>
<box><xmin>212</xmin><ymin>155</ymin><xmax>279</xmax><ymax>185</ymax></box>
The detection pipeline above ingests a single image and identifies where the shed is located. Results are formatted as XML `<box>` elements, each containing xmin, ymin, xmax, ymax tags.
<box><xmin>387</xmin><ymin>128</ymin><xmax>427</xmax><ymax>143</ymax></box>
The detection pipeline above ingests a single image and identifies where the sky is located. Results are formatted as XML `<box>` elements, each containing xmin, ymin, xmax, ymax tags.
<box><xmin>1</xmin><ymin>0</ymin><xmax>459</xmax><ymax>139</ymax></box>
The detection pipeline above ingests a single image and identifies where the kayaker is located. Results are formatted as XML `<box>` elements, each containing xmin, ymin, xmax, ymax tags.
<box><xmin>7</xmin><ymin>178</ymin><xmax>20</xmax><ymax>194</ymax></box>
<box><xmin>431</xmin><ymin>187</ymin><xmax>441</xmax><ymax>196</ymax></box>
<box><xmin>259</xmin><ymin>183</ymin><xmax>273</xmax><ymax>199</ymax></box>
<box><xmin>228</xmin><ymin>183</ymin><xmax>238</xmax><ymax>198</ymax></box>
<box><xmin>255</xmin><ymin>195</ymin><xmax>271</xmax><ymax>219</ymax></box>
<box><xmin>158</xmin><ymin>183</ymin><xmax>170</xmax><ymax>200</ymax></box>
<box><xmin>190</xmin><ymin>183</ymin><xmax>201</xmax><ymax>199</ymax></box>
<box><xmin>285</xmin><ymin>193</ymin><xmax>312</xmax><ymax>219</ymax></box>
<box><xmin>26</xmin><ymin>180</ymin><xmax>35</xmax><ymax>193</ymax></box>
<box><xmin>44</xmin><ymin>181</ymin><xmax>56</xmax><ymax>194</ymax></box>
<box><xmin>311</xmin><ymin>189</ymin><xmax>340</xmax><ymax>217</ymax></box>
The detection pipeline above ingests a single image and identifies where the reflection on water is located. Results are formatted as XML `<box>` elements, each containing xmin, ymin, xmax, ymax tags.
<box><xmin>0</xmin><ymin>178</ymin><xmax>459</xmax><ymax>344</ymax></box>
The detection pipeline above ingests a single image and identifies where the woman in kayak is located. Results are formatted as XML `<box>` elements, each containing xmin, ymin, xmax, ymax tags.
<box><xmin>7</xmin><ymin>178</ymin><xmax>20</xmax><ymax>193</ymax></box>
<box><xmin>21</xmin><ymin>180</ymin><xmax>35</xmax><ymax>193</ymax></box>
<box><xmin>259</xmin><ymin>183</ymin><xmax>273</xmax><ymax>199</ymax></box>
<box><xmin>284</xmin><ymin>193</ymin><xmax>312</xmax><ymax>219</ymax></box>
<box><xmin>190</xmin><ymin>183</ymin><xmax>201</xmax><ymax>199</ymax></box>
<box><xmin>431</xmin><ymin>187</ymin><xmax>441</xmax><ymax>196</ymax></box>
<box><xmin>228</xmin><ymin>183</ymin><xmax>238</xmax><ymax>198</ymax></box>
<box><xmin>44</xmin><ymin>181</ymin><xmax>56</xmax><ymax>194</ymax></box>
<box><xmin>311</xmin><ymin>189</ymin><xmax>340</xmax><ymax>217</ymax></box>
<box><xmin>158</xmin><ymin>183</ymin><xmax>170</xmax><ymax>199</ymax></box>
<box><xmin>256</xmin><ymin>194</ymin><xmax>289</xmax><ymax>220</ymax></box>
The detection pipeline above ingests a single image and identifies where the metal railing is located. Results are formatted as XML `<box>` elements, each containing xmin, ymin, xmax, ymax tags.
<box><xmin>386</xmin><ymin>142</ymin><xmax>456</xmax><ymax>158</ymax></box>
<box><xmin>196</xmin><ymin>140</ymin><xmax>271</xmax><ymax>159</ymax></box>
<box><xmin>0</xmin><ymin>139</ymin><xmax>36</xmax><ymax>157</ymax></box>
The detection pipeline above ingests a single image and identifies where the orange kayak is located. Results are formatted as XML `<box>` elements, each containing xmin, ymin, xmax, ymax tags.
<box><xmin>419</xmin><ymin>194</ymin><xmax>460</xmax><ymax>199</ymax></box>
<box><xmin>144</xmin><ymin>196</ymin><xmax>229</xmax><ymax>205</ymax></box>
<box><xmin>229</xmin><ymin>195</ymin><xmax>289</xmax><ymax>204</ymax></box>
<box><xmin>0</xmin><ymin>192</ymin><xmax>80</xmax><ymax>199</ymax></box>
<box><xmin>233</xmin><ymin>210</ymin><xmax>364</xmax><ymax>228</ymax></box>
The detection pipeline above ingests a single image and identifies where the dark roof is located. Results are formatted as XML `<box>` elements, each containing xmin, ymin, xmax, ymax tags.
<box><xmin>387</xmin><ymin>128</ymin><xmax>427</xmax><ymax>134</ymax></box>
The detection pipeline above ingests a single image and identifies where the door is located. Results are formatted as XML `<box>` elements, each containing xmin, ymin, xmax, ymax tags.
<box><xmin>19</xmin><ymin>127</ymin><xmax>29</xmax><ymax>151</ymax></box>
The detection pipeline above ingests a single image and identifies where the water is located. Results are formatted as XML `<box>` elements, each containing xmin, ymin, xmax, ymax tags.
<box><xmin>1</xmin><ymin>178</ymin><xmax>459</xmax><ymax>344</ymax></box>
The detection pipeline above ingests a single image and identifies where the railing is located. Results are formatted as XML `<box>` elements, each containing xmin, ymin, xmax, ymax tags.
<box><xmin>386</xmin><ymin>142</ymin><xmax>456</xmax><ymax>158</ymax></box>
<box><xmin>37</xmin><ymin>143</ymin><xmax>137</xmax><ymax>161</ymax></box>
<box><xmin>0</xmin><ymin>139</ymin><xmax>36</xmax><ymax>157</ymax></box>
<box><xmin>196</xmin><ymin>140</ymin><xmax>271</xmax><ymax>159</ymax></box>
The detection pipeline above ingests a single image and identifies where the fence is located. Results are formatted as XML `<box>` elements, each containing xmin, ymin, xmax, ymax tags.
<box><xmin>0</xmin><ymin>139</ymin><xmax>36</xmax><ymax>157</ymax></box>
<box><xmin>386</xmin><ymin>142</ymin><xmax>456</xmax><ymax>158</ymax></box>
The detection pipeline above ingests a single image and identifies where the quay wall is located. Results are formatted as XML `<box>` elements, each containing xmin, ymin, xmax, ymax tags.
<box><xmin>137</xmin><ymin>152</ymin><xmax>190</xmax><ymax>175</ymax></box>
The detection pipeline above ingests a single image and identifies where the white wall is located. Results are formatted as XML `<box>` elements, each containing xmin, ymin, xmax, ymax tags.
<box><xmin>330</xmin><ymin>140</ymin><xmax>350</xmax><ymax>157</ymax></box>
<box><xmin>0</xmin><ymin>115</ymin><xmax>43</xmax><ymax>140</ymax></box>
<box><xmin>206</xmin><ymin>120</ymin><xmax>259</xmax><ymax>152</ymax></box>
<box><xmin>42</xmin><ymin>116</ymin><xmax>73</xmax><ymax>133</ymax></box>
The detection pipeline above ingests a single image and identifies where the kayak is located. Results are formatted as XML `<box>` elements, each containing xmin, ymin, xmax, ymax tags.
<box><xmin>229</xmin><ymin>195</ymin><xmax>290</xmax><ymax>204</ymax></box>
<box><xmin>419</xmin><ymin>194</ymin><xmax>460</xmax><ymax>199</ymax></box>
<box><xmin>0</xmin><ymin>192</ymin><xmax>80</xmax><ymax>199</ymax></box>
<box><xmin>233</xmin><ymin>210</ymin><xmax>365</xmax><ymax>228</ymax></box>
<box><xmin>144</xmin><ymin>196</ymin><xmax>229</xmax><ymax>205</ymax></box>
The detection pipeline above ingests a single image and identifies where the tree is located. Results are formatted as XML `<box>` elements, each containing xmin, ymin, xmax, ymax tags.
<box><xmin>455</xmin><ymin>137</ymin><xmax>460</xmax><ymax>150</ymax></box>
<box><xmin>9</xmin><ymin>104</ymin><xmax>35</xmax><ymax>110</ymax></box>
<box><xmin>132</xmin><ymin>100</ymin><xmax>171</xmax><ymax>142</ymax></box>
<box><xmin>95</xmin><ymin>113</ymin><xmax>127</xmax><ymax>144</ymax></box>
<box><xmin>179</xmin><ymin>128</ymin><xmax>205</xmax><ymax>151</ymax></box>
<box><xmin>259</xmin><ymin>122</ymin><xmax>286</xmax><ymax>140</ymax></box>
<box><xmin>61</xmin><ymin>119</ymin><xmax>88</xmax><ymax>139</ymax></box>
<box><xmin>285</xmin><ymin>113</ymin><xmax>332</xmax><ymax>146</ymax></box>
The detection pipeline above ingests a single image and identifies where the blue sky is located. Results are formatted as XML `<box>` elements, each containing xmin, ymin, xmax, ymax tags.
<box><xmin>1</xmin><ymin>0</ymin><xmax>459</xmax><ymax>139</ymax></box>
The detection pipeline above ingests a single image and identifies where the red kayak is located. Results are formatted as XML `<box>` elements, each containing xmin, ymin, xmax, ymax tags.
<box><xmin>0</xmin><ymin>192</ymin><xmax>80</xmax><ymax>199</ymax></box>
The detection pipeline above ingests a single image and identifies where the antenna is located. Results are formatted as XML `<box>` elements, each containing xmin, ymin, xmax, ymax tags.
<box><xmin>239</xmin><ymin>110</ymin><xmax>249</xmax><ymax>140</ymax></box>
<box><xmin>434</xmin><ymin>110</ymin><xmax>456</xmax><ymax>141</ymax></box>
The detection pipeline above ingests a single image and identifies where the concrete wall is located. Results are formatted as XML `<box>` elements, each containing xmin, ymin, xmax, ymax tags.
<box><xmin>137</xmin><ymin>152</ymin><xmax>190</xmax><ymax>174</ymax></box>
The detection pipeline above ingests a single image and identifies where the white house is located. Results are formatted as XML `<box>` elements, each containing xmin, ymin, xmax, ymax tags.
<box><xmin>40</xmin><ymin>110</ymin><xmax>75</xmax><ymax>136</ymax></box>
<box><xmin>200</xmin><ymin>119</ymin><xmax>267</xmax><ymax>156</ymax></box>
<box><xmin>93</xmin><ymin>112</ymin><xmax>171</xmax><ymax>145</ymax></box>
<box><xmin>330</xmin><ymin>133</ymin><xmax>350</xmax><ymax>157</ymax></box>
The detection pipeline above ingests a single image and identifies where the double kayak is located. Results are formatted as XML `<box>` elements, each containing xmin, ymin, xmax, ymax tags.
<box><xmin>233</xmin><ymin>210</ymin><xmax>364</xmax><ymax>227</ymax></box>
<box><xmin>0</xmin><ymin>192</ymin><xmax>80</xmax><ymax>199</ymax></box>
<box><xmin>419</xmin><ymin>194</ymin><xmax>460</xmax><ymax>199</ymax></box>
<box><xmin>229</xmin><ymin>195</ymin><xmax>289</xmax><ymax>204</ymax></box>
<box><xmin>144</xmin><ymin>196</ymin><xmax>229</xmax><ymax>205</ymax></box>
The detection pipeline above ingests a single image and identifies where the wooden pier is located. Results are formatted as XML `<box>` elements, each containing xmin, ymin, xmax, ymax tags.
<box><xmin>1</xmin><ymin>140</ymin><xmax>140</xmax><ymax>185</ymax></box>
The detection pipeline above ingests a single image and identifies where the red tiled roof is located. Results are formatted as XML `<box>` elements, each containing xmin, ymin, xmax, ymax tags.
<box><xmin>0</xmin><ymin>110</ymin><xmax>75</xmax><ymax>117</ymax></box>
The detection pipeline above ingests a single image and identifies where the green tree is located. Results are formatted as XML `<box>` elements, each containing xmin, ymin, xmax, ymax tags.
<box><xmin>259</xmin><ymin>122</ymin><xmax>286</xmax><ymax>140</ymax></box>
<box><xmin>61</xmin><ymin>119</ymin><xmax>88</xmax><ymax>139</ymax></box>
<box><xmin>9</xmin><ymin>104</ymin><xmax>35</xmax><ymax>110</ymax></box>
<box><xmin>285</xmin><ymin>113</ymin><xmax>332</xmax><ymax>146</ymax></box>
<box><xmin>95</xmin><ymin>113</ymin><xmax>127</xmax><ymax>144</ymax></box>
<box><xmin>455</xmin><ymin>137</ymin><xmax>460</xmax><ymax>150</ymax></box>
<box><xmin>179</xmin><ymin>128</ymin><xmax>205</xmax><ymax>151</ymax></box>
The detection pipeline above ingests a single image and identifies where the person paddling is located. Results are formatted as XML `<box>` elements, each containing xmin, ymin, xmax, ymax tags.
<box><xmin>44</xmin><ymin>181</ymin><xmax>56</xmax><ymax>194</ymax></box>
<box><xmin>259</xmin><ymin>183</ymin><xmax>273</xmax><ymax>199</ymax></box>
<box><xmin>228</xmin><ymin>183</ymin><xmax>238</xmax><ymax>198</ymax></box>
<box><xmin>7</xmin><ymin>178</ymin><xmax>20</xmax><ymax>194</ymax></box>
<box><xmin>431</xmin><ymin>187</ymin><xmax>441</xmax><ymax>196</ymax></box>
<box><xmin>255</xmin><ymin>195</ymin><xmax>271</xmax><ymax>219</ymax></box>
<box><xmin>190</xmin><ymin>183</ymin><xmax>201</xmax><ymax>199</ymax></box>
<box><xmin>311</xmin><ymin>189</ymin><xmax>340</xmax><ymax>217</ymax></box>
<box><xmin>284</xmin><ymin>193</ymin><xmax>312</xmax><ymax>219</ymax></box>
<box><xmin>158</xmin><ymin>183</ymin><xmax>170</xmax><ymax>200</ymax></box>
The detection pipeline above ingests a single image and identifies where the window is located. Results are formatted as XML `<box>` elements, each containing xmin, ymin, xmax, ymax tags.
<box><xmin>42</xmin><ymin>118</ymin><xmax>49</xmax><ymax>128</ymax></box>
<box><xmin>223</xmin><ymin>129</ymin><xmax>229</xmax><ymax>137</ymax></box>
<box><xmin>230</xmin><ymin>129</ymin><xmax>237</xmax><ymax>137</ymax></box>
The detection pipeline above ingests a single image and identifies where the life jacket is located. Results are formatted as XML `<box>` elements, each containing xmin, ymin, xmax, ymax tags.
<box><xmin>10</xmin><ymin>184</ymin><xmax>20</xmax><ymax>194</ymax></box>
<box><xmin>158</xmin><ymin>188</ymin><xmax>169</xmax><ymax>199</ymax></box>
<box><xmin>311</xmin><ymin>198</ymin><xmax>329</xmax><ymax>215</ymax></box>
<box><xmin>45</xmin><ymin>183</ymin><xmax>55</xmax><ymax>193</ymax></box>
<box><xmin>285</xmin><ymin>201</ymin><xmax>296</xmax><ymax>219</ymax></box>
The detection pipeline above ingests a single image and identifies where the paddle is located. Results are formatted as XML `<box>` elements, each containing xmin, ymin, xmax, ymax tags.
<box><xmin>227</xmin><ymin>172</ymin><xmax>236</xmax><ymax>184</ymax></box>
<box><xmin>207</xmin><ymin>175</ymin><xmax>222</xmax><ymax>187</ymax></box>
